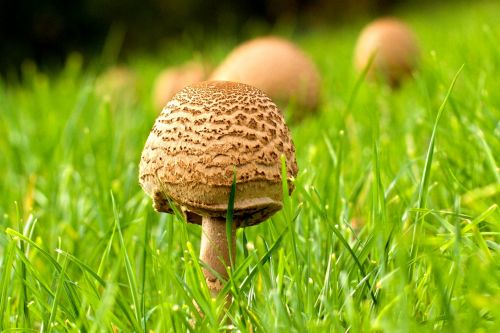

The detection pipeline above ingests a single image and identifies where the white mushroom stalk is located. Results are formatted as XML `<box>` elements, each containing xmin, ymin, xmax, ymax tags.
<box><xmin>200</xmin><ymin>216</ymin><xmax>236</xmax><ymax>296</ymax></box>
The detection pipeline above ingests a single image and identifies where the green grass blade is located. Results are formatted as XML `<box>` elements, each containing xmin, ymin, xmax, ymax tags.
<box><xmin>471</xmin><ymin>125</ymin><xmax>500</xmax><ymax>183</ymax></box>
<box><xmin>416</xmin><ymin>65</ymin><xmax>464</xmax><ymax>210</ymax></box>
<box><xmin>326</xmin><ymin>222</ymin><xmax>377</xmax><ymax>305</ymax></box>
<box><xmin>237</xmin><ymin>226</ymin><xmax>288</xmax><ymax>291</ymax></box>
<box><xmin>411</xmin><ymin>65</ymin><xmax>464</xmax><ymax>260</ymax></box>
<box><xmin>0</xmin><ymin>241</ymin><xmax>16</xmax><ymax>330</ymax></box>
<box><xmin>47</xmin><ymin>257</ymin><xmax>69</xmax><ymax>333</ymax></box>
<box><xmin>226</xmin><ymin>167</ymin><xmax>237</xmax><ymax>267</ymax></box>
<box><xmin>111</xmin><ymin>192</ymin><xmax>142</xmax><ymax>327</ymax></box>
<box><xmin>55</xmin><ymin>249</ymin><xmax>142</xmax><ymax>332</ymax></box>
<box><xmin>140</xmin><ymin>209</ymin><xmax>151</xmax><ymax>332</ymax></box>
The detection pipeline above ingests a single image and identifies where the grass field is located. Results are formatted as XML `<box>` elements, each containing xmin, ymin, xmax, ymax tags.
<box><xmin>1</xmin><ymin>1</ymin><xmax>499</xmax><ymax>332</ymax></box>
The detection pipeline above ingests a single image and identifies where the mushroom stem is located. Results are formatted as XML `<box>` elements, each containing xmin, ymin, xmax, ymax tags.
<box><xmin>200</xmin><ymin>216</ymin><xmax>236</xmax><ymax>297</ymax></box>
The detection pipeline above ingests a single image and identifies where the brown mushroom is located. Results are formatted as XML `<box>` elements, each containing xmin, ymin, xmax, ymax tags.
<box><xmin>139</xmin><ymin>80</ymin><xmax>298</xmax><ymax>297</ymax></box>
<box><xmin>354</xmin><ymin>18</ymin><xmax>419</xmax><ymax>87</ymax></box>
<box><xmin>95</xmin><ymin>65</ymin><xmax>137</xmax><ymax>102</ymax></box>
<box><xmin>152</xmin><ymin>62</ymin><xmax>208</xmax><ymax>111</ymax></box>
<box><xmin>210</xmin><ymin>36</ymin><xmax>320</xmax><ymax>113</ymax></box>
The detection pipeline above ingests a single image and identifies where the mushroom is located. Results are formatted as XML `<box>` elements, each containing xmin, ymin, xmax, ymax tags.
<box><xmin>210</xmin><ymin>36</ymin><xmax>320</xmax><ymax>114</ymax></box>
<box><xmin>354</xmin><ymin>18</ymin><xmax>419</xmax><ymax>87</ymax></box>
<box><xmin>95</xmin><ymin>65</ymin><xmax>137</xmax><ymax>102</ymax></box>
<box><xmin>139</xmin><ymin>81</ymin><xmax>298</xmax><ymax>297</ymax></box>
<box><xmin>152</xmin><ymin>61</ymin><xmax>208</xmax><ymax>111</ymax></box>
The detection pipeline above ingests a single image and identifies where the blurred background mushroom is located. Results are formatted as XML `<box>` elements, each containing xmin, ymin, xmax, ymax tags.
<box><xmin>152</xmin><ymin>61</ymin><xmax>209</xmax><ymax>111</ymax></box>
<box><xmin>210</xmin><ymin>36</ymin><xmax>321</xmax><ymax>116</ymax></box>
<box><xmin>95</xmin><ymin>65</ymin><xmax>138</xmax><ymax>103</ymax></box>
<box><xmin>354</xmin><ymin>18</ymin><xmax>419</xmax><ymax>87</ymax></box>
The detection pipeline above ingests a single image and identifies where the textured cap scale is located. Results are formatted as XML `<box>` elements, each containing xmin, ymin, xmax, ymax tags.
<box><xmin>139</xmin><ymin>81</ymin><xmax>298</xmax><ymax>227</ymax></box>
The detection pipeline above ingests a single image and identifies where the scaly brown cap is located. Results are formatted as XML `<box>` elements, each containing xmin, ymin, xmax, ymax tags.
<box><xmin>139</xmin><ymin>80</ymin><xmax>298</xmax><ymax>227</ymax></box>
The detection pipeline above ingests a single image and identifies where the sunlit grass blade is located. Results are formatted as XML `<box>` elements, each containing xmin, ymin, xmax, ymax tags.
<box><xmin>332</xmin><ymin>131</ymin><xmax>345</xmax><ymax>220</ymax></box>
<box><xmin>13</xmin><ymin>203</ymin><xmax>31</xmax><ymax>326</ymax></box>
<box><xmin>5</xmin><ymin>229</ymin><xmax>92</xmax><ymax>329</ymax></box>
<box><xmin>237</xmin><ymin>226</ymin><xmax>288</xmax><ymax>291</ymax></box>
<box><xmin>280</xmin><ymin>155</ymin><xmax>298</xmax><ymax>263</ymax></box>
<box><xmin>6</xmin><ymin>228</ymin><xmax>62</xmax><ymax>270</ymax></box>
<box><xmin>140</xmin><ymin>209</ymin><xmax>151</xmax><ymax>332</ymax></box>
<box><xmin>0</xmin><ymin>241</ymin><xmax>16</xmax><ymax>330</ymax></box>
<box><xmin>111</xmin><ymin>192</ymin><xmax>142</xmax><ymax>326</ymax></box>
<box><xmin>47</xmin><ymin>257</ymin><xmax>69</xmax><ymax>333</ymax></box>
<box><xmin>184</xmin><ymin>241</ymin><xmax>212</xmax><ymax>312</ymax></box>
<box><xmin>56</xmin><ymin>249</ymin><xmax>152</xmax><ymax>331</ymax></box>
<box><xmin>462</xmin><ymin>204</ymin><xmax>498</xmax><ymax>233</ymax></box>
<box><xmin>327</xmin><ymin>222</ymin><xmax>377</xmax><ymax>305</ymax></box>
<box><xmin>416</xmin><ymin>65</ymin><xmax>464</xmax><ymax>210</ymax></box>
<box><xmin>470</xmin><ymin>125</ymin><xmax>500</xmax><ymax>183</ymax></box>
<box><xmin>96</xmin><ymin>213</ymin><xmax>117</xmax><ymax>277</ymax></box>
<box><xmin>410</xmin><ymin>65</ymin><xmax>464</xmax><ymax>261</ymax></box>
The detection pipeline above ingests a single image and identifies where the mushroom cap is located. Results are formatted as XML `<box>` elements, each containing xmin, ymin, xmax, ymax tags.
<box><xmin>153</xmin><ymin>62</ymin><xmax>207</xmax><ymax>111</ymax></box>
<box><xmin>139</xmin><ymin>80</ymin><xmax>298</xmax><ymax>227</ymax></box>
<box><xmin>209</xmin><ymin>36</ymin><xmax>320</xmax><ymax>112</ymax></box>
<box><xmin>95</xmin><ymin>66</ymin><xmax>137</xmax><ymax>101</ymax></box>
<box><xmin>354</xmin><ymin>18</ymin><xmax>419</xmax><ymax>86</ymax></box>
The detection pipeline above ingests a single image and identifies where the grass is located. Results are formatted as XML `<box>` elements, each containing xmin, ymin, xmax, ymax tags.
<box><xmin>1</xmin><ymin>1</ymin><xmax>499</xmax><ymax>331</ymax></box>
